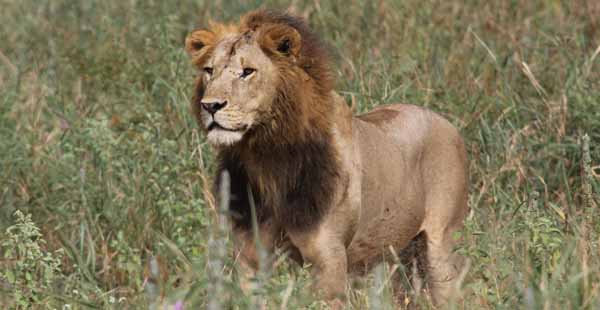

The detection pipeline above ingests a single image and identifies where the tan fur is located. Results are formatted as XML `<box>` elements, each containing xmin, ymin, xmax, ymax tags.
<box><xmin>185</xmin><ymin>10</ymin><xmax>469</xmax><ymax>307</ymax></box>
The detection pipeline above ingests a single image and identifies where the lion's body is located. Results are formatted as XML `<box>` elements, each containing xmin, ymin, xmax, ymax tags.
<box><xmin>344</xmin><ymin>103</ymin><xmax>468</xmax><ymax>272</ymax></box>
<box><xmin>185</xmin><ymin>10</ymin><xmax>469</xmax><ymax>306</ymax></box>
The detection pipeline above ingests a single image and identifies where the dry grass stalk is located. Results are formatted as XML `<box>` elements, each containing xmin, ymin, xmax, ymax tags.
<box><xmin>0</xmin><ymin>48</ymin><xmax>17</xmax><ymax>77</ymax></box>
<box><xmin>247</xmin><ymin>184</ymin><xmax>269</xmax><ymax>309</ymax></box>
<box><xmin>584</xmin><ymin>45</ymin><xmax>600</xmax><ymax>80</ymax></box>
<box><xmin>514</xmin><ymin>53</ymin><xmax>547</xmax><ymax>99</ymax></box>
<box><xmin>191</xmin><ymin>131</ymin><xmax>217</xmax><ymax>215</ymax></box>
<box><xmin>207</xmin><ymin>170</ymin><xmax>231</xmax><ymax>310</ymax></box>
<box><xmin>581</xmin><ymin>134</ymin><xmax>597</xmax><ymax>210</ymax></box>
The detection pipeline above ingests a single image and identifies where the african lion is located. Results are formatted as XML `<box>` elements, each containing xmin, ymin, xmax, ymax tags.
<box><xmin>185</xmin><ymin>10</ymin><xmax>469</xmax><ymax>307</ymax></box>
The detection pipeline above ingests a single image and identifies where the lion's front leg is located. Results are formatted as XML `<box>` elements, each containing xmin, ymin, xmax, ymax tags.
<box><xmin>288</xmin><ymin>228</ymin><xmax>348</xmax><ymax>304</ymax></box>
<box><xmin>232</xmin><ymin>221</ymin><xmax>280</xmax><ymax>294</ymax></box>
<box><xmin>312</xmin><ymin>243</ymin><xmax>347</xmax><ymax>301</ymax></box>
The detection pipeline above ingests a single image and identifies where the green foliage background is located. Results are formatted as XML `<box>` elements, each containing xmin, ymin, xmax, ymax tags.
<box><xmin>0</xmin><ymin>0</ymin><xmax>599</xmax><ymax>308</ymax></box>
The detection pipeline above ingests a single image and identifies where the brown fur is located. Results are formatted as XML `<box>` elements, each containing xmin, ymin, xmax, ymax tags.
<box><xmin>185</xmin><ymin>9</ymin><xmax>470</xmax><ymax>307</ymax></box>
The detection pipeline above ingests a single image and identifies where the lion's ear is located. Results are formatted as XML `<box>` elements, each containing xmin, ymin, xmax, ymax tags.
<box><xmin>185</xmin><ymin>29</ymin><xmax>216</xmax><ymax>56</ymax></box>
<box><xmin>257</xmin><ymin>24</ymin><xmax>301</xmax><ymax>58</ymax></box>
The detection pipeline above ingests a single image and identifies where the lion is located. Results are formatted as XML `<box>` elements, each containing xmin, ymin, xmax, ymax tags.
<box><xmin>184</xmin><ymin>10</ymin><xmax>469</xmax><ymax>307</ymax></box>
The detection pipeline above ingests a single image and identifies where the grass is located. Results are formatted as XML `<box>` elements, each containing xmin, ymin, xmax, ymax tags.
<box><xmin>0</xmin><ymin>0</ymin><xmax>599</xmax><ymax>308</ymax></box>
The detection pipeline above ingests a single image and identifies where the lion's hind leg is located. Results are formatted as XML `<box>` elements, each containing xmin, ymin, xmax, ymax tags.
<box><xmin>422</xmin><ymin>228</ymin><xmax>465</xmax><ymax>306</ymax></box>
<box><xmin>419</xmin><ymin>123</ymin><xmax>469</xmax><ymax>306</ymax></box>
<box><xmin>420</xmin><ymin>190</ymin><xmax>468</xmax><ymax>306</ymax></box>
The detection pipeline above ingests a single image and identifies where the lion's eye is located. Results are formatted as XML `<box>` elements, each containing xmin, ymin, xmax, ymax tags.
<box><xmin>241</xmin><ymin>68</ymin><xmax>256</xmax><ymax>78</ymax></box>
<box><xmin>203</xmin><ymin>67</ymin><xmax>213</xmax><ymax>75</ymax></box>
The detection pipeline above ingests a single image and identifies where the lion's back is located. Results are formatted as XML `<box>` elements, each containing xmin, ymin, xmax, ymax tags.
<box><xmin>356</xmin><ymin>103</ymin><xmax>464</xmax><ymax>147</ymax></box>
<box><xmin>355</xmin><ymin>104</ymin><xmax>438</xmax><ymax>148</ymax></box>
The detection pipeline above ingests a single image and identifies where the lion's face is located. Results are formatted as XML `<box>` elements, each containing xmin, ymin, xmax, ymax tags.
<box><xmin>196</xmin><ymin>35</ymin><xmax>279</xmax><ymax>145</ymax></box>
<box><xmin>186</xmin><ymin>23</ymin><xmax>303</xmax><ymax>146</ymax></box>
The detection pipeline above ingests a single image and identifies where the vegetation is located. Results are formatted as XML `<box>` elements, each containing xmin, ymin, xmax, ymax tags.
<box><xmin>1</xmin><ymin>0</ymin><xmax>599</xmax><ymax>308</ymax></box>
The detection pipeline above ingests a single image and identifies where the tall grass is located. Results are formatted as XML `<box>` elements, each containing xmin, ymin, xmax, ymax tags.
<box><xmin>0</xmin><ymin>0</ymin><xmax>598</xmax><ymax>308</ymax></box>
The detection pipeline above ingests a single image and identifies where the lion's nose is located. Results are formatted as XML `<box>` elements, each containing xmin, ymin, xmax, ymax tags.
<box><xmin>201</xmin><ymin>100</ymin><xmax>228</xmax><ymax>114</ymax></box>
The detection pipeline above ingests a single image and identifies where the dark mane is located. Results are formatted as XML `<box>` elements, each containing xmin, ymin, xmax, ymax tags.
<box><xmin>241</xmin><ymin>9</ymin><xmax>335</xmax><ymax>96</ymax></box>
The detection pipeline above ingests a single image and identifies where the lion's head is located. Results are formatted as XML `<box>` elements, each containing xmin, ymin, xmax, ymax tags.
<box><xmin>185</xmin><ymin>10</ymin><xmax>334</xmax><ymax>147</ymax></box>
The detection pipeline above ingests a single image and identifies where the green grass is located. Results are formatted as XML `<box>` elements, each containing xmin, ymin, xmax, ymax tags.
<box><xmin>1</xmin><ymin>0</ymin><xmax>599</xmax><ymax>308</ymax></box>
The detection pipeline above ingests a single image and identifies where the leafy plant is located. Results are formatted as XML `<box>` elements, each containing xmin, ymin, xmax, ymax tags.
<box><xmin>1</xmin><ymin>210</ymin><xmax>63</xmax><ymax>308</ymax></box>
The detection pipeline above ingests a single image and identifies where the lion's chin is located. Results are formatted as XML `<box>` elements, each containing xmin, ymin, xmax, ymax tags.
<box><xmin>206</xmin><ymin>128</ymin><xmax>245</xmax><ymax>146</ymax></box>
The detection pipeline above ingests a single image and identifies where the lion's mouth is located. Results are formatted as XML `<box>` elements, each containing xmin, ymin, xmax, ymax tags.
<box><xmin>207</xmin><ymin>121</ymin><xmax>246</xmax><ymax>132</ymax></box>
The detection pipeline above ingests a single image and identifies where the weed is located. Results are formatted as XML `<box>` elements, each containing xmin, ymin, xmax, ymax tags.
<box><xmin>1</xmin><ymin>211</ymin><xmax>63</xmax><ymax>308</ymax></box>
